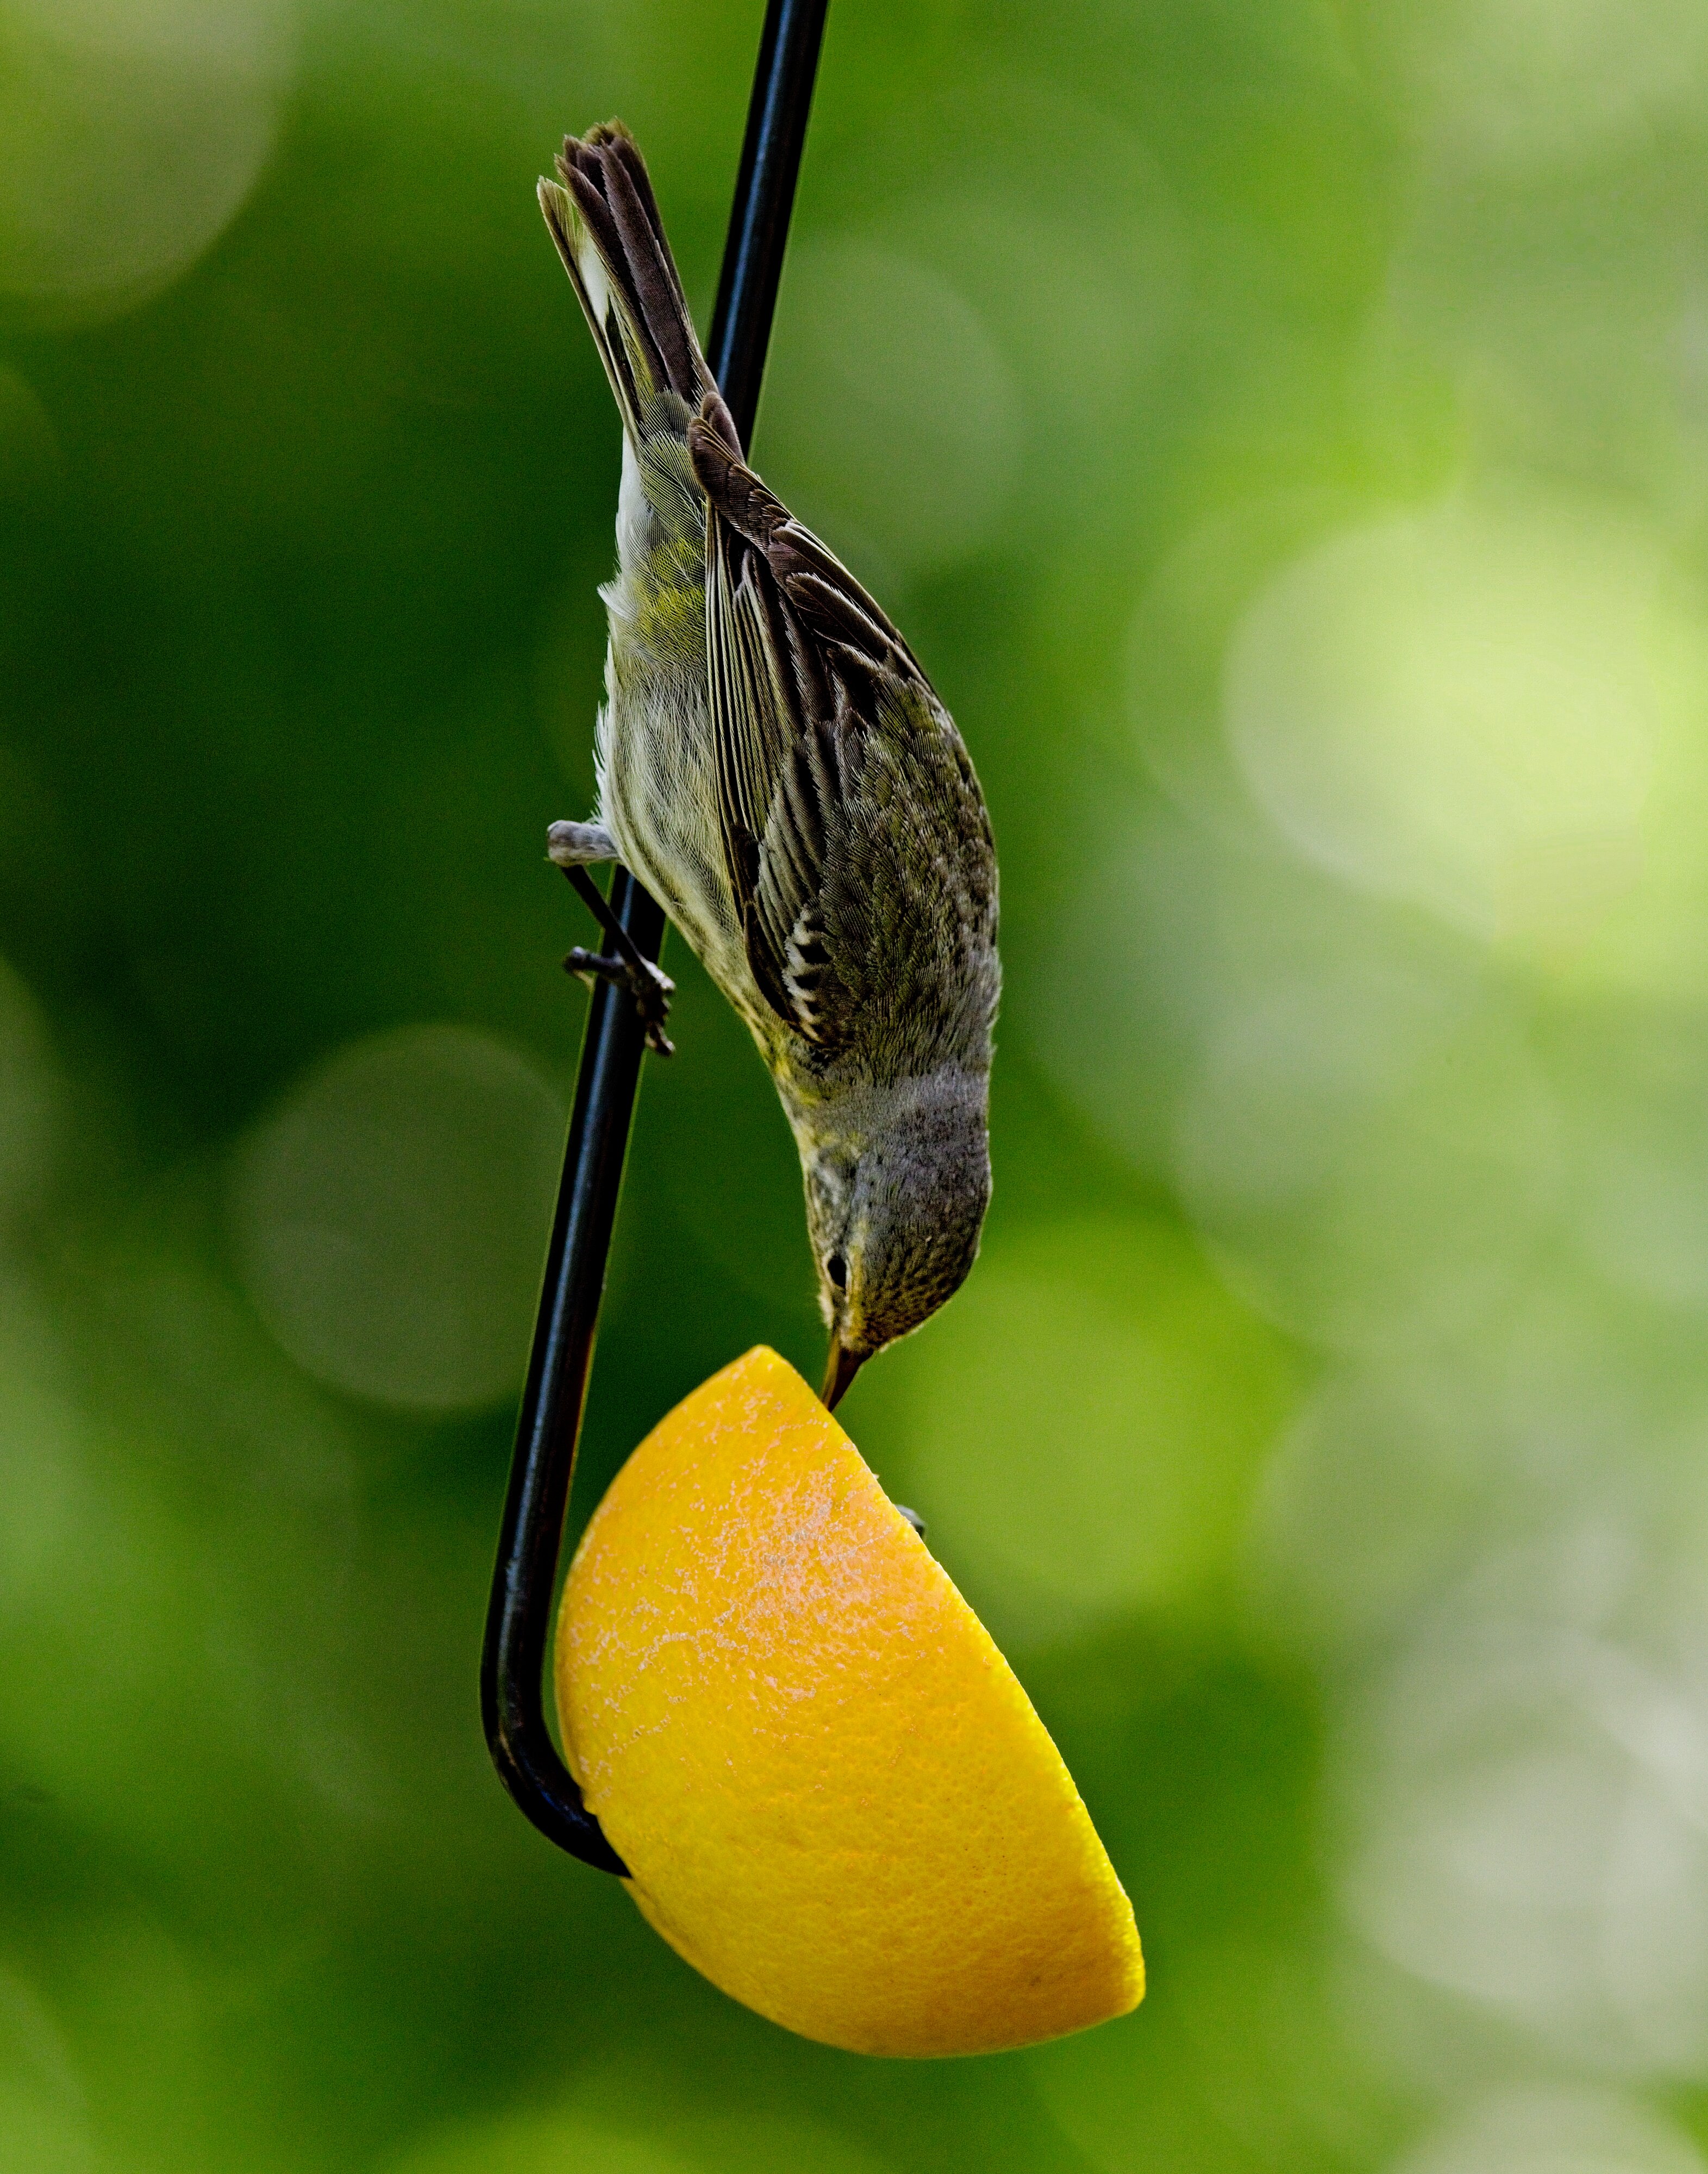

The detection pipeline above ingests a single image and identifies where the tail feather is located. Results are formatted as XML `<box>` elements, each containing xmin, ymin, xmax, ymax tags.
<box><xmin>540</xmin><ymin>122</ymin><xmax>733</xmax><ymax>452</ymax></box>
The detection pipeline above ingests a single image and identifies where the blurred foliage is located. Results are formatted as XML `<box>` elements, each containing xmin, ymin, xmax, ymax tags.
<box><xmin>7</xmin><ymin>0</ymin><xmax>1708</xmax><ymax>2170</ymax></box>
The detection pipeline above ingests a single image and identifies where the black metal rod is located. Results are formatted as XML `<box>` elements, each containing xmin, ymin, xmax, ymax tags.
<box><xmin>708</xmin><ymin>0</ymin><xmax>831</xmax><ymax>442</ymax></box>
<box><xmin>480</xmin><ymin>0</ymin><xmax>830</xmax><ymax>1873</ymax></box>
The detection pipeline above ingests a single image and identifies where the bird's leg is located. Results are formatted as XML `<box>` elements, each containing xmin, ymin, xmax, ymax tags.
<box><xmin>550</xmin><ymin>836</ymin><xmax>675</xmax><ymax>1057</ymax></box>
<box><xmin>547</xmin><ymin>819</ymin><xmax>618</xmax><ymax>866</ymax></box>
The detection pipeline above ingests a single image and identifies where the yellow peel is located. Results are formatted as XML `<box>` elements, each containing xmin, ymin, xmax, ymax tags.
<box><xmin>556</xmin><ymin>1345</ymin><xmax>1144</xmax><ymax>2057</ymax></box>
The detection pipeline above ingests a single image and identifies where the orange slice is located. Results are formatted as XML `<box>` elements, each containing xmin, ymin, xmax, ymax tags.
<box><xmin>556</xmin><ymin>1346</ymin><xmax>1144</xmax><ymax>2057</ymax></box>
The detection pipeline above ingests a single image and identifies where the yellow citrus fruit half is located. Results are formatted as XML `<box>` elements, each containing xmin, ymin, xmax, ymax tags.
<box><xmin>556</xmin><ymin>1345</ymin><xmax>1145</xmax><ymax>2057</ymax></box>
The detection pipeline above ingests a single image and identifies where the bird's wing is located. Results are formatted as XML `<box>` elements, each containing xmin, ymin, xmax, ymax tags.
<box><xmin>692</xmin><ymin>405</ymin><xmax>992</xmax><ymax>1058</ymax></box>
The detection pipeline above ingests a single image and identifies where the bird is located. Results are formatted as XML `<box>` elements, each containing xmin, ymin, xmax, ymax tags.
<box><xmin>538</xmin><ymin>122</ymin><xmax>999</xmax><ymax>1410</ymax></box>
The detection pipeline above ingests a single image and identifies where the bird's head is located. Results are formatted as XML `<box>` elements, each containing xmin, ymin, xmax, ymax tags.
<box><xmin>801</xmin><ymin>1067</ymin><xmax>992</xmax><ymax>1409</ymax></box>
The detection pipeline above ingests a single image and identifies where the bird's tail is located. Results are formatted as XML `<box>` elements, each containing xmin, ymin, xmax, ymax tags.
<box><xmin>539</xmin><ymin>124</ymin><xmax>734</xmax><ymax>453</ymax></box>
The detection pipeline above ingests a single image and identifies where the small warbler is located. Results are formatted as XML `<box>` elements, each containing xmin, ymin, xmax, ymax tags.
<box><xmin>540</xmin><ymin>123</ymin><xmax>999</xmax><ymax>1408</ymax></box>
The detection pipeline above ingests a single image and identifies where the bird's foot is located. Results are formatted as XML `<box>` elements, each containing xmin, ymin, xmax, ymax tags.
<box><xmin>554</xmin><ymin>855</ymin><xmax>674</xmax><ymax>1056</ymax></box>
<box><xmin>564</xmin><ymin>946</ymin><xmax>675</xmax><ymax>1056</ymax></box>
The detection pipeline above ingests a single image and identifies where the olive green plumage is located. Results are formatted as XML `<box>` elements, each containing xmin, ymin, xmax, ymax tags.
<box><xmin>539</xmin><ymin>123</ymin><xmax>1000</xmax><ymax>1403</ymax></box>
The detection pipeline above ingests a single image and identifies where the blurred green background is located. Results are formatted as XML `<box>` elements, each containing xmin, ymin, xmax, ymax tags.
<box><xmin>7</xmin><ymin>0</ymin><xmax>1708</xmax><ymax>2167</ymax></box>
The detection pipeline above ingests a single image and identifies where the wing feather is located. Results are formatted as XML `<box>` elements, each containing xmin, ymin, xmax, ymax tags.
<box><xmin>691</xmin><ymin>403</ymin><xmax>995</xmax><ymax>1061</ymax></box>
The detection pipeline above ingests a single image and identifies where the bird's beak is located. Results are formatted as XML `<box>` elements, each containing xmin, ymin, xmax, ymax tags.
<box><xmin>821</xmin><ymin>1333</ymin><xmax>866</xmax><ymax>1412</ymax></box>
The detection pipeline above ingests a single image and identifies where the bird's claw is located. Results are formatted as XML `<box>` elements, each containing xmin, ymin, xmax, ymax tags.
<box><xmin>564</xmin><ymin>947</ymin><xmax>676</xmax><ymax>1056</ymax></box>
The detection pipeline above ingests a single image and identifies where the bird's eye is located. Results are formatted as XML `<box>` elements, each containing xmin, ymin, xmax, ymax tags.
<box><xmin>825</xmin><ymin>1252</ymin><xmax>847</xmax><ymax>1291</ymax></box>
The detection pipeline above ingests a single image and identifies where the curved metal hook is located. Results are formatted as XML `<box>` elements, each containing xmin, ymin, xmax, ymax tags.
<box><xmin>480</xmin><ymin>0</ymin><xmax>831</xmax><ymax>1873</ymax></box>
